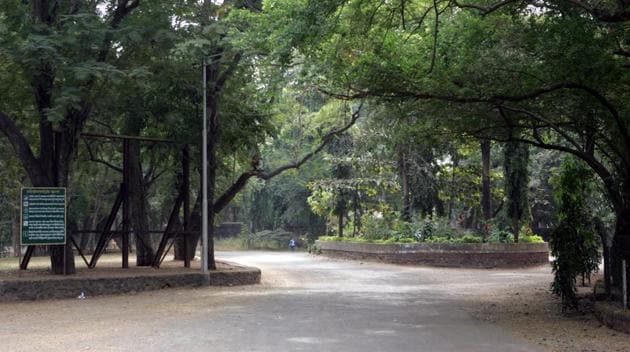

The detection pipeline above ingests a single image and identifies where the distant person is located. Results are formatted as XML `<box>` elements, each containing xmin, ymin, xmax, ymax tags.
<box><xmin>289</xmin><ymin>239</ymin><xmax>296</xmax><ymax>251</ymax></box>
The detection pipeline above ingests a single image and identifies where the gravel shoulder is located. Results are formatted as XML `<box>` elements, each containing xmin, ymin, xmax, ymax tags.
<box><xmin>458</xmin><ymin>270</ymin><xmax>630</xmax><ymax>352</ymax></box>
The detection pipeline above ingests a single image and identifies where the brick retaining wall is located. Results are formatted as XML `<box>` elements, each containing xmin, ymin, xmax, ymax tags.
<box><xmin>316</xmin><ymin>241</ymin><xmax>549</xmax><ymax>268</ymax></box>
<box><xmin>0</xmin><ymin>263</ymin><xmax>261</xmax><ymax>302</ymax></box>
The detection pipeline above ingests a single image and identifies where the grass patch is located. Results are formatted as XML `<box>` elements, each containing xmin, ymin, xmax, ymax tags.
<box><xmin>214</xmin><ymin>236</ymin><xmax>290</xmax><ymax>251</ymax></box>
<box><xmin>214</xmin><ymin>237</ymin><xmax>247</xmax><ymax>251</ymax></box>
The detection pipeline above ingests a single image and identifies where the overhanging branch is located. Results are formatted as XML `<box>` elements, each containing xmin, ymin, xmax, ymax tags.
<box><xmin>213</xmin><ymin>102</ymin><xmax>364</xmax><ymax>213</ymax></box>
<box><xmin>84</xmin><ymin>139</ymin><xmax>123</xmax><ymax>173</ymax></box>
<box><xmin>0</xmin><ymin>110</ymin><xmax>50</xmax><ymax>185</ymax></box>
<box><xmin>453</xmin><ymin>0</ymin><xmax>630</xmax><ymax>23</ymax></box>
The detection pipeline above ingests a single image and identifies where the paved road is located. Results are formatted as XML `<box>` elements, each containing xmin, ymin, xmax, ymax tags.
<box><xmin>0</xmin><ymin>251</ymin><xmax>545</xmax><ymax>352</ymax></box>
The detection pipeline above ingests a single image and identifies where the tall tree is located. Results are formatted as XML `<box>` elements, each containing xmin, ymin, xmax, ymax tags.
<box><xmin>503</xmin><ymin>141</ymin><xmax>529</xmax><ymax>242</ymax></box>
<box><xmin>0</xmin><ymin>0</ymin><xmax>142</xmax><ymax>274</ymax></box>
<box><xmin>550</xmin><ymin>156</ymin><xmax>601</xmax><ymax>310</ymax></box>
<box><xmin>480</xmin><ymin>139</ymin><xmax>492</xmax><ymax>226</ymax></box>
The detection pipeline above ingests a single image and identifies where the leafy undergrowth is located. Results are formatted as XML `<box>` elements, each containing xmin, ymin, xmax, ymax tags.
<box><xmin>317</xmin><ymin>234</ymin><xmax>545</xmax><ymax>244</ymax></box>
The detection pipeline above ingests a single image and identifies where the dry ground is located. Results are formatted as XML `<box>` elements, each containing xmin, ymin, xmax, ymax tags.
<box><xmin>457</xmin><ymin>271</ymin><xmax>630</xmax><ymax>352</ymax></box>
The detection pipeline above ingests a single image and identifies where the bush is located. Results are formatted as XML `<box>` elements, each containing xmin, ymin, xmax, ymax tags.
<box><xmin>487</xmin><ymin>229</ymin><xmax>514</xmax><ymax>243</ymax></box>
<box><xmin>425</xmin><ymin>236</ymin><xmax>453</xmax><ymax>243</ymax></box>
<box><xmin>307</xmin><ymin>243</ymin><xmax>321</xmax><ymax>255</ymax></box>
<box><xmin>459</xmin><ymin>234</ymin><xmax>483</xmax><ymax>243</ymax></box>
<box><xmin>519</xmin><ymin>225</ymin><xmax>545</xmax><ymax>243</ymax></box>
<box><xmin>424</xmin><ymin>234</ymin><xmax>483</xmax><ymax>244</ymax></box>
<box><xmin>319</xmin><ymin>215</ymin><xmax>545</xmax><ymax>246</ymax></box>
<box><xmin>521</xmin><ymin>234</ymin><xmax>545</xmax><ymax>243</ymax></box>
<box><xmin>550</xmin><ymin>157</ymin><xmax>601</xmax><ymax>311</ymax></box>
<box><xmin>318</xmin><ymin>235</ymin><xmax>343</xmax><ymax>242</ymax></box>
<box><xmin>362</xmin><ymin>216</ymin><xmax>391</xmax><ymax>240</ymax></box>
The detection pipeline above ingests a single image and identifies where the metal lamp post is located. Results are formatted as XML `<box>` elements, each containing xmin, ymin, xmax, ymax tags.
<box><xmin>201</xmin><ymin>58</ymin><xmax>209</xmax><ymax>273</ymax></box>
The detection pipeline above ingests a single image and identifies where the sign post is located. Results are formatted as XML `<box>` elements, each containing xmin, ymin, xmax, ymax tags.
<box><xmin>21</xmin><ymin>188</ymin><xmax>67</xmax><ymax>246</ymax></box>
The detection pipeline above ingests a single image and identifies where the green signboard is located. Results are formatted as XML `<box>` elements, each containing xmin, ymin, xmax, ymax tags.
<box><xmin>21</xmin><ymin>188</ymin><xmax>66</xmax><ymax>245</ymax></box>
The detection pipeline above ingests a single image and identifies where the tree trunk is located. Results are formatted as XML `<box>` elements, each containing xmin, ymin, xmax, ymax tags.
<box><xmin>611</xmin><ymin>206</ymin><xmax>630</xmax><ymax>302</ymax></box>
<box><xmin>448</xmin><ymin>151</ymin><xmax>459</xmax><ymax>223</ymax></box>
<box><xmin>398</xmin><ymin>150</ymin><xmax>411</xmax><ymax>222</ymax></box>
<box><xmin>48</xmin><ymin>130</ymin><xmax>76</xmax><ymax>274</ymax></box>
<box><xmin>175</xmin><ymin>189</ymin><xmax>201</xmax><ymax>261</ymax></box>
<box><xmin>512</xmin><ymin>216</ymin><xmax>520</xmax><ymax>243</ymax></box>
<box><xmin>127</xmin><ymin>139</ymin><xmax>154</xmax><ymax>266</ymax></box>
<box><xmin>480</xmin><ymin>139</ymin><xmax>492</xmax><ymax>223</ymax></box>
<box><xmin>172</xmin><ymin>217</ymin><xmax>186</xmax><ymax>260</ymax></box>
<box><xmin>12</xmin><ymin>207</ymin><xmax>20</xmax><ymax>257</ymax></box>
<box><xmin>338</xmin><ymin>203</ymin><xmax>345</xmax><ymax>238</ymax></box>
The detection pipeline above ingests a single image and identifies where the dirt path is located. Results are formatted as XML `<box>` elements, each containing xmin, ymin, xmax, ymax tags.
<box><xmin>224</xmin><ymin>251</ymin><xmax>630</xmax><ymax>352</ymax></box>
<box><xmin>0</xmin><ymin>251</ymin><xmax>627</xmax><ymax>352</ymax></box>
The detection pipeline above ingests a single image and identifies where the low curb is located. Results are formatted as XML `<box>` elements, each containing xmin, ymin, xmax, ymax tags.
<box><xmin>594</xmin><ymin>300</ymin><xmax>630</xmax><ymax>334</ymax></box>
<box><xmin>0</xmin><ymin>261</ymin><xmax>261</xmax><ymax>302</ymax></box>
<box><xmin>316</xmin><ymin>240</ymin><xmax>549</xmax><ymax>268</ymax></box>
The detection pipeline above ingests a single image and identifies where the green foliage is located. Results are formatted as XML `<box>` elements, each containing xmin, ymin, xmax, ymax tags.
<box><xmin>307</xmin><ymin>243</ymin><xmax>321</xmax><ymax>255</ymax></box>
<box><xmin>550</xmin><ymin>157</ymin><xmax>601</xmax><ymax>311</ymax></box>
<box><xmin>318</xmin><ymin>213</ymin><xmax>542</xmax><ymax>245</ymax></box>
<box><xmin>361</xmin><ymin>215</ymin><xmax>391</xmax><ymax>241</ymax></box>
<box><xmin>318</xmin><ymin>235</ymin><xmax>343</xmax><ymax>242</ymax></box>
<box><xmin>247</xmin><ymin>229</ymin><xmax>296</xmax><ymax>250</ymax></box>
<box><xmin>519</xmin><ymin>225</ymin><xmax>545</xmax><ymax>243</ymax></box>
<box><xmin>503</xmin><ymin>141</ymin><xmax>530</xmax><ymax>240</ymax></box>
<box><xmin>486</xmin><ymin>229</ymin><xmax>515</xmax><ymax>244</ymax></box>
<box><xmin>425</xmin><ymin>234</ymin><xmax>484</xmax><ymax>244</ymax></box>
<box><xmin>520</xmin><ymin>234</ymin><xmax>545</xmax><ymax>244</ymax></box>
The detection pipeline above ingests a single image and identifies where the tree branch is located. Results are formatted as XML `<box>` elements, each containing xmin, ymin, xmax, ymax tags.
<box><xmin>563</xmin><ymin>0</ymin><xmax>630</xmax><ymax>23</ymax></box>
<box><xmin>323</xmin><ymin>81</ymin><xmax>630</xmax><ymax>156</ymax></box>
<box><xmin>451</xmin><ymin>0</ymin><xmax>522</xmax><ymax>16</ymax></box>
<box><xmin>614</xmin><ymin>49</ymin><xmax>630</xmax><ymax>58</ymax></box>
<box><xmin>97</xmin><ymin>0</ymin><xmax>140</xmax><ymax>62</ymax></box>
<box><xmin>212</xmin><ymin>102</ymin><xmax>364</xmax><ymax>213</ymax></box>
<box><xmin>427</xmin><ymin>0</ymin><xmax>440</xmax><ymax>74</ymax></box>
<box><xmin>500</xmin><ymin>105</ymin><xmax>583</xmax><ymax>152</ymax></box>
<box><xmin>477</xmin><ymin>124</ymin><xmax>623</xmax><ymax>211</ymax></box>
<box><xmin>84</xmin><ymin>139</ymin><xmax>122</xmax><ymax>173</ymax></box>
<box><xmin>453</xmin><ymin>0</ymin><xmax>630</xmax><ymax>23</ymax></box>
<box><xmin>215</xmin><ymin>53</ymin><xmax>242</xmax><ymax>92</ymax></box>
<box><xmin>0</xmin><ymin>110</ymin><xmax>50</xmax><ymax>185</ymax></box>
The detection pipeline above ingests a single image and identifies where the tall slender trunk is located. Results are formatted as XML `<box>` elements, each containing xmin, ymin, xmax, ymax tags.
<box><xmin>448</xmin><ymin>151</ymin><xmax>459</xmax><ymax>223</ymax></box>
<box><xmin>512</xmin><ymin>216</ymin><xmax>520</xmax><ymax>243</ymax></box>
<box><xmin>480</xmin><ymin>140</ymin><xmax>492</xmax><ymax>223</ymax></box>
<box><xmin>398</xmin><ymin>150</ymin><xmax>411</xmax><ymax>222</ymax></box>
<box><xmin>49</xmin><ymin>129</ymin><xmax>76</xmax><ymax>274</ymax></box>
<box><xmin>175</xmin><ymin>189</ymin><xmax>201</xmax><ymax>261</ymax></box>
<box><xmin>12</xmin><ymin>207</ymin><xmax>20</xmax><ymax>257</ymax></box>
<box><xmin>611</xmin><ymin>206</ymin><xmax>630</xmax><ymax>301</ymax></box>
<box><xmin>338</xmin><ymin>202</ymin><xmax>345</xmax><ymax>238</ymax></box>
<box><xmin>127</xmin><ymin>139</ymin><xmax>154</xmax><ymax>266</ymax></box>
